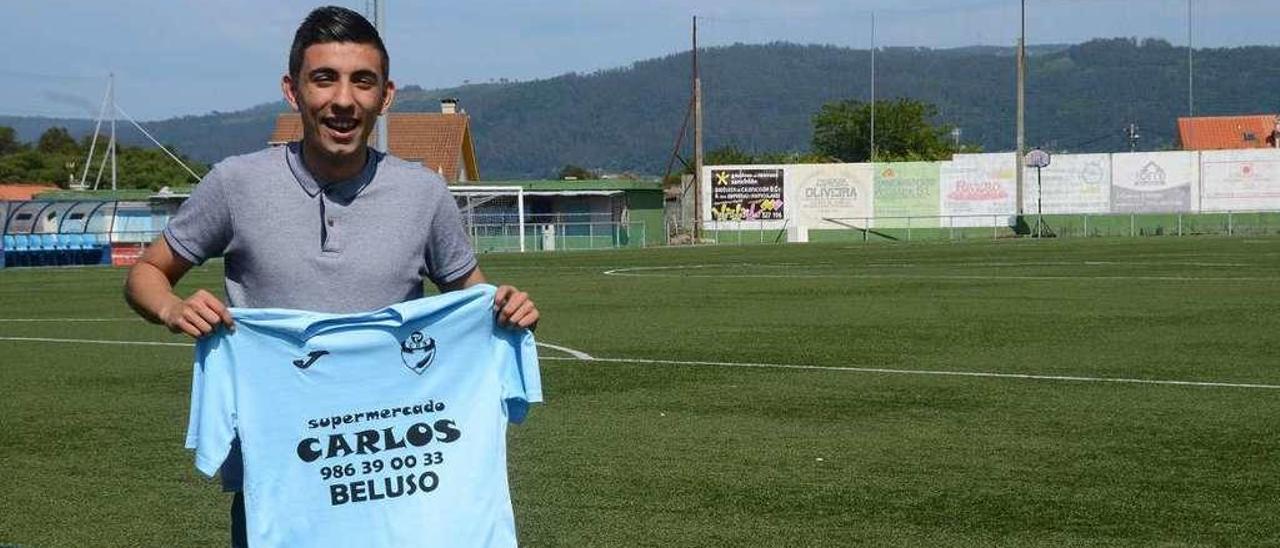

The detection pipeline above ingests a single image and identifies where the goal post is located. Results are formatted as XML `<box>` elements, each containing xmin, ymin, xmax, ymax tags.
<box><xmin>448</xmin><ymin>185</ymin><xmax>527</xmax><ymax>253</ymax></box>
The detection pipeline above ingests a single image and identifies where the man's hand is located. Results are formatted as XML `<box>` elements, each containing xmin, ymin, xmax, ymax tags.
<box><xmin>494</xmin><ymin>285</ymin><xmax>539</xmax><ymax>330</ymax></box>
<box><xmin>160</xmin><ymin>289</ymin><xmax>234</xmax><ymax>338</ymax></box>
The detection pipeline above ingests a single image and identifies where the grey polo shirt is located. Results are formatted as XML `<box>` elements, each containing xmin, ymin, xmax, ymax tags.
<box><xmin>164</xmin><ymin>142</ymin><xmax>477</xmax><ymax>313</ymax></box>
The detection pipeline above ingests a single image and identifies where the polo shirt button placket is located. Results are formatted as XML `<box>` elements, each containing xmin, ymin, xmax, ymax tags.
<box><xmin>321</xmin><ymin>197</ymin><xmax>341</xmax><ymax>254</ymax></box>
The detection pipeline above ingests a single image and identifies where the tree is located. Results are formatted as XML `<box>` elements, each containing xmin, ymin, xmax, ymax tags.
<box><xmin>37</xmin><ymin>127</ymin><xmax>79</xmax><ymax>155</ymax></box>
<box><xmin>704</xmin><ymin>145</ymin><xmax>754</xmax><ymax>166</ymax></box>
<box><xmin>811</xmin><ymin>98</ymin><xmax>956</xmax><ymax>163</ymax></box>
<box><xmin>0</xmin><ymin>126</ymin><xmax>25</xmax><ymax>156</ymax></box>
<box><xmin>557</xmin><ymin>164</ymin><xmax>597</xmax><ymax>180</ymax></box>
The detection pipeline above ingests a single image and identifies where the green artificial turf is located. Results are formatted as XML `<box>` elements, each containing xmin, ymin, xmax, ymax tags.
<box><xmin>2</xmin><ymin>236</ymin><xmax>1278</xmax><ymax>546</ymax></box>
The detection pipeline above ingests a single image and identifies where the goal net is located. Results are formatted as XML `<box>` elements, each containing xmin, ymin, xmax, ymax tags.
<box><xmin>450</xmin><ymin>186</ymin><xmax>527</xmax><ymax>253</ymax></box>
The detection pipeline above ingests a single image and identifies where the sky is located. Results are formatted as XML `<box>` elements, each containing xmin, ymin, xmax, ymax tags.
<box><xmin>4</xmin><ymin>0</ymin><xmax>1279</xmax><ymax>121</ymax></box>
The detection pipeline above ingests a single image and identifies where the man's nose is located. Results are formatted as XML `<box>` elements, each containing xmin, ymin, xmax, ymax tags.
<box><xmin>331</xmin><ymin>81</ymin><xmax>356</xmax><ymax>110</ymax></box>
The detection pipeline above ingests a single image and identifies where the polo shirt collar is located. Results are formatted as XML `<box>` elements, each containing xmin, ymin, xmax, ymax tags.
<box><xmin>286</xmin><ymin>141</ymin><xmax>379</xmax><ymax>200</ymax></box>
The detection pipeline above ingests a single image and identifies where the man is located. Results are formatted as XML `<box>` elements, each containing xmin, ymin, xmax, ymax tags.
<box><xmin>124</xmin><ymin>6</ymin><xmax>537</xmax><ymax>545</ymax></box>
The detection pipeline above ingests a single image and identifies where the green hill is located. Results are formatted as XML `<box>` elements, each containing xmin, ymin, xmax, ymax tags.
<box><xmin>4</xmin><ymin>39</ymin><xmax>1279</xmax><ymax>179</ymax></box>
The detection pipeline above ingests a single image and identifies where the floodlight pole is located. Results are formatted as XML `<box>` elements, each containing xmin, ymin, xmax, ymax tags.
<box><xmin>1187</xmin><ymin>0</ymin><xmax>1193</xmax><ymax>118</ymax></box>
<box><xmin>693</xmin><ymin>15</ymin><xmax>703</xmax><ymax>241</ymax></box>
<box><xmin>109</xmin><ymin>72</ymin><xmax>118</xmax><ymax>191</ymax></box>
<box><xmin>870</xmin><ymin>12</ymin><xmax>876</xmax><ymax>162</ymax></box>
<box><xmin>1015</xmin><ymin>0</ymin><xmax>1026</xmax><ymax>219</ymax></box>
<box><xmin>373</xmin><ymin>0</ymin><xmax>389</xmax><ymax>152</ymax></box>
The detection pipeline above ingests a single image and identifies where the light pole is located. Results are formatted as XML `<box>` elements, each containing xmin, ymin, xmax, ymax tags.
<box><xmin>1016</xmin><ymin>0</ymin><xmax>1026</xmax><ymax>221</ymax></box>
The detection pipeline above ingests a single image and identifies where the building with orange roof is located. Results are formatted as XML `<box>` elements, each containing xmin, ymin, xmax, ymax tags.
<box><xmin>268</xmin><ymin>99</ymin><xmax>479</xmax><ymax>183</ymax></box>
<box><xmin>1177</xmin><ymin>114</ymin><xmax>1280</xmax><ymax>151</ymax></box>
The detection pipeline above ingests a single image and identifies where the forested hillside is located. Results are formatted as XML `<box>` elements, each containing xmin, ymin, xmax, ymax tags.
<box><xmin>4</xmin><ymin>39</ymin><xmax>1278</xmax><ymax>179</ymax></box>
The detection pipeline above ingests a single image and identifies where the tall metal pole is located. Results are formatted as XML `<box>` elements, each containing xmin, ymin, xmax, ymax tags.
<box><xmin>870</xmin><ymin>12</ymin><xmax>876</xmax><ymax>162</ymax></box>
<box><xmin>109</xmin><ymin>73</ymin><xmax>118</xmax><ymax>191</ymax></box>
<box><xmin>371</xmin><ymin>0</ymin><xmax>389</xmax><ymax>153</ymax></box>
<box><xmin>1015</xmin><ymin>0</ymin><xmax>1026</xmax><ymax>217</ymax></box>
<box><xmin>693</xmin><ymin>16</ymin><xmax>703</xmax><ymax>241</ymax></box>
<box><xmin>1187</xmin><ymin>0</ymin><xmax>1194</xmax><ymax>118</ymax></box>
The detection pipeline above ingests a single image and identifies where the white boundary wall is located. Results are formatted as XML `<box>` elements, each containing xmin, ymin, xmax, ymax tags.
<box><xmin>1199</xmin><ymin>149</ymin><xmax>1280</xmax><ymax>212</ymax></box>
<box><xmin>1020</xmin><ymin>153</ymin><xmax>1111</xmax><ymax>215</ymax></box>
<box><xmin>940</xmin><ymin>153</ymin><xmax>1017</xmax><ymax>226</ymax></box>
<box><xmin>703</xmin><ymin>148</ymin><xmax>1280</xmax><ymax>237</ymax></box>
<box><xmin>1110</xmin><ymin>151</ymin><xmax>1199</xmax><ymax>213</ymax></box>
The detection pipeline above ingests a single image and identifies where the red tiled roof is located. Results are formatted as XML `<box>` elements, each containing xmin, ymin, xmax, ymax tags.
<box><xmin>1178</xmin><ymin>115</ymin><xmax>1280</xmax><ymax>150</ymax></box>
<box><xmin>269</xmin><ymin>113</ymin><xmax>478</xmax><ymax>182</ymax></box>
<box><xmin>0</xmin><ymin>184</ymin><xmax>59</xmax><ymax>201</ymax></box>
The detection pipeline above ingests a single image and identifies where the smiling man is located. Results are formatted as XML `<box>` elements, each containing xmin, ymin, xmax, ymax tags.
<box><xmin>123</xmin><ymin>6</ymin><xmax>537</xmax><ymax>546</ymax></box>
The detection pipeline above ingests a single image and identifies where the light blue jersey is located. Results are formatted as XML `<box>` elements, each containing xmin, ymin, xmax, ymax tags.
<box><xmin>185</xmin><ymin>285</ymin><xmax>542</xmax><ymax>547</ymax></box>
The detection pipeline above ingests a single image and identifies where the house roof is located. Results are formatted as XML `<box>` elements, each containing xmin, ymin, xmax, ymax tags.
<box><xmin>268</xmin><ymin>113</ymin><xmax>479</xmax><ymax>182</ymax></box>
<box><xmin>1177</xmin><ymin>115</ymin><xmax>1280</xmax><ymax>150</ymax></box>
<box><xmin>0</xmin><ymin>184</ymin><xmax>59</xmax><ymax>201</ymax></box>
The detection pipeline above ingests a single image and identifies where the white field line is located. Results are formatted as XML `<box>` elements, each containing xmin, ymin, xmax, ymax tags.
<box><xmin>0</xmin><ymin>336</ymin><xmax>192</xmax><ymax>347</ymax></box>
<box><xmin>538</xmin><ymin>356</ymin><xmax>1280</xmax><ymax>390</ymax></box>
<box><xmin>601</xmin><ymin>264</ymin><xmax>1278</xmax><ymax>282</ymax></box>
<box><xmin>0</xmin><ymin>318</ymin><xmax>138</xmax><ymax>322</ymax></box>
<box><xmin>0</xmin><ymin>335</ymin><xmax>594</xmax><ymax>360</ymax></box>
<box><xmin>4</xmin><ymin>335</ymin><xmax>1276</xmax><ymax>391</ymax></box>
<box><xmin>535</xmin><ymin>342</ymin><xmax>595</xmax><ymax>360</ymax></box>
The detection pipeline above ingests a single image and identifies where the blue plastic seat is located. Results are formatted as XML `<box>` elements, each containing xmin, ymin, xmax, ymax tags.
<box><xmin>2</xmin><ymin>235</ymin><xmax>14</xmax><ymax>266</ymax></box>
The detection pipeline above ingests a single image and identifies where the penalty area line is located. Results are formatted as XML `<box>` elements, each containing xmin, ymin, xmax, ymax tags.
<box><xmin>539</xmin><ymin>356</ymin><xmax>1280</xmax><ymax>391</ymax></box>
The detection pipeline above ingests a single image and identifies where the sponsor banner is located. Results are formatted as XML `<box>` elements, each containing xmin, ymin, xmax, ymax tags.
<box><xmin>110</xmin><ymin>242</ymin><xmax>145</xmax><ymax>267</ymax></box>
<box><xmin>874</xmin><ymin>162</ymin><xmax>941</xmax><ymax>228</ymax></box>
<box><xmin>788</xmin><ymin>163</ymin><xmax>874</xmax><ymax>230</ymax></box>
<box><xmin>707</xmin><ymin>167</ymin><xmax>785</xmax><ymax>222</ymax></box>
<box><xmin>940</xmin><ymin>153</ymin><xmax>1017</xmax><ymax>227</ymax></box>
<box><xmin>1020</xmin><ymin>153</ymin><xmax>1111</xmax><ymax>214</ymax></box>
<box><xmin>1199</xmin><ymin>149</ymin><xmax>1280</xmax><ymax>212</ymax></box>
<box><xmin>1110</xmin><ymin>151</ymin><xmax>1198</xmax><ymax>213</ymax></box>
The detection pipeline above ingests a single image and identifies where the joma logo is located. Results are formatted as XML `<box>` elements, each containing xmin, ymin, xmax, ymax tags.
<box><xmin>293</xmin><ymin>350</ymin><xmax>330</xmax><ymax>370</ymax></box>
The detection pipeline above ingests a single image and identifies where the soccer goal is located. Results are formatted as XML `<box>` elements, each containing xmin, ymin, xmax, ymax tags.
<box><xmin>449</xmin><ymin>186</ymin><xmax>527</xmax><ymax>253</ymax></box>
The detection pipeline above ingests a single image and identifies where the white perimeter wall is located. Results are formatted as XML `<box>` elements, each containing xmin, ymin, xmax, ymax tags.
<box><xmin>703</xmin><ymin>148</ymin><xmax>1280</xmax><ymax>232</ymax></box>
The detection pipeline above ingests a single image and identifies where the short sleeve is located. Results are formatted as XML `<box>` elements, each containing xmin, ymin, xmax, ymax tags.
<box><xmin>164</xmin><ymin>165</ymin><xmax>232</xmax><ymax>265</ymax></box>
<box><xmin>425</xmin><ymin>190</ymin><xmax>478</xmax><ymax>285</ymax></box>
<box><xmin>497</xmin><ymin>327</ymin><xmax>543</xmax><ymax>424</ymax></box>
<box><xmin>185</xmin><ymin>331</ymin><xmax>238</xmax><ymax>477</ymax></box>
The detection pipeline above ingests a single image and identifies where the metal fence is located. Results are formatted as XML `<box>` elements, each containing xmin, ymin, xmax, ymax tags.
<box><xmin>667</xmin><ymin>210</ymin><xmax>1280</xmax><ymax>245</ymax></box>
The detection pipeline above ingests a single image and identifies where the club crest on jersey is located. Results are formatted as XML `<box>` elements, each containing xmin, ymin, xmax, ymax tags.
<box><xmin>400</xmin><ymin>330</ymin><xmax>437</xmax><ymax>374</ymax></box>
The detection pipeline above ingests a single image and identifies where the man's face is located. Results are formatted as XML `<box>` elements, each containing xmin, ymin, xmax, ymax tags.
<box><xmin>282</xmin><ymin>42</ymin><xmax>395</xmax><ymax>175</ymax></box>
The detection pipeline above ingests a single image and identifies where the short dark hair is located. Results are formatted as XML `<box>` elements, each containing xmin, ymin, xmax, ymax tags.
<box><xmin>288</xmin><ymin>6</ymin><xmax>390</xmax><ymax>80</ymax></box>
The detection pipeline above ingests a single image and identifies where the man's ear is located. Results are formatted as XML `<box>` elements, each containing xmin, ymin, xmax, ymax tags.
<box><xmin>281</xmin><ymin>75</ymin><xmax>301</xmax><ymax>112</ymax></box>
<box><xmin>380</xmin><ymin>80</ymin><xmax>397</xmax><ymax>115</ymax></box>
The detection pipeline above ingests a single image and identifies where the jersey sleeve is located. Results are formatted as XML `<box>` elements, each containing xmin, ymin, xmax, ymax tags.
<box><xmin>185</xmin><ymin>331</ymin><xmax>238</xmax><ymax>477</ymax></box>
<box><xmin>163</xmin><ymin>165</ymin><xmax>232</xmax><ymax>265</ymax></box>
<box><xmin>424</xmin><ymin>188</ymin><xmax>479</xmax><ymax>285</ymax></box>
<box><xmin>496</xmin><ymin>327</ymin><xmax>543</xmax><ymax>424</ymax></box>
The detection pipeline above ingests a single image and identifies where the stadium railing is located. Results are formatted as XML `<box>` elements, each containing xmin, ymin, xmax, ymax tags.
<box><xmin>666</xmin><ymin>210</ymin><xmax>1280</xmax><ymax>245</ymax></box>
